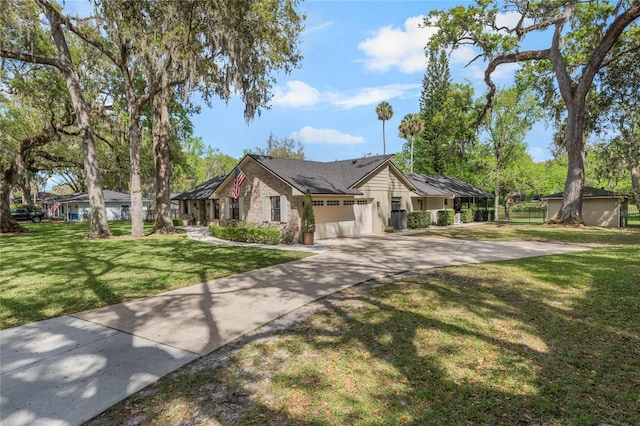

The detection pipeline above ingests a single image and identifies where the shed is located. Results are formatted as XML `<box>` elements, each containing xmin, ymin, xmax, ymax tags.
<box><xmin>543</xmin><ymin>187</ymin><xmax>628</xmax><ymax>228</ymax></box>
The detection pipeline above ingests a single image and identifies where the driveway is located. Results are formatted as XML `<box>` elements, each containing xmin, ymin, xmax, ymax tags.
<box><xmin>0</xmin><ymin>232</ymin><xmax>590</xmax><ymax>426</ymax></box>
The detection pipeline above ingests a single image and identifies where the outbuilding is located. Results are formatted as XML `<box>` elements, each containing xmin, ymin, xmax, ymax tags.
<box><xmin>544</xmin><ymin>187</ymin><xmax>629</xmax><ymax>228</ymax></box>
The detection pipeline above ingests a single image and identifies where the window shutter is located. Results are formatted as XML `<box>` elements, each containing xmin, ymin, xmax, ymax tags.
<box><xmin>263</xmin><ymin>197</ymin><xmax>269</xmax><ymax>222</ymax></box>
<box><xmin>239</xmin><ymin>197</ymin><xmax>244</xmax><ymax>220</ymax></box>
<box><xmin>280</xmin><ymin>196</ymin><xmax>288</xmax><ymax>223</ymax></box>
<box><xmin>225</xmin><ymin>197</ymin><xmax>231</xmax><ymax>219</ymax></box>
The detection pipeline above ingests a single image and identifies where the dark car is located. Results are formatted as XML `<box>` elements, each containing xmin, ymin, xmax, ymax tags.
<box><xmin>11</xmin><ymin>207</ymin><xmax>44</xmax><ymax>223</ymax></box>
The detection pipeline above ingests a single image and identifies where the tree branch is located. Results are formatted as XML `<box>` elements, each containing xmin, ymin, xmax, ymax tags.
<box><xmin>0</xmin><ymin>48</ymin><xmax>60</xmax><ymax>69</ymax></box>
<box><xmin>579</xmin><ymin>0</ymin><xmax>640</xmax><ymax>99</ymax></box>
<box><xmin>480</xmin><ymin>49</ymin><xmax>551</xmax><ymax>125</ymax></box>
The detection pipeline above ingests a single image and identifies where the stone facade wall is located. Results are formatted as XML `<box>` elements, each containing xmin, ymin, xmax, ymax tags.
<box><xmin>219</xmin><ymin>159</ymin><xmax>302</xmax><ymax>240</ymax></box>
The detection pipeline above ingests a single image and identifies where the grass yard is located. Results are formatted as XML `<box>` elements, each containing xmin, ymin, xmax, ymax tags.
<box><xmin>0</xmin><ymin>222</ymin><xmax>310</xmax><ymax>328</ymax></box>
<box><xmin>86</xmin><ymin>224</ymin><xmax>640</xmax><ymax>426</ymax></box>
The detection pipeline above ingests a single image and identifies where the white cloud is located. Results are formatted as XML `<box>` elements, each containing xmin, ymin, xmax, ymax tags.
<box><xmin>465</xmin><ymin>62</ymin><xmax>521</xmax><ymax>82</ymax></box>
<box><xmin>290</xmin><ymin>126</ymin><xmax>365</xmax><ymax>145</ymax></box>
<box><xmin>303</xmin><ymin>21</ymin><xmax>334</xmax><ymax>36</ymax></box>
<box><xmin>495</xmin><ymin>11</ymin><xmax>532</xmax><ymax>32</ymax></box>
<box><xmin>449</xmin><ymin>45</ymin><xmax>480</xmax><ymax>66</ymax></box>
<box><xmin>272</xmin><ymin>81</ymin><xmax>420</xmax><ymax>110</ymax></box>
<box><xmin>271</xmin><ymin>81</ymin><xmax>320</xmax><ymax>108</ymax></box>
<box><xmin>358</xmin><ymin>16</ymin><xmax>435</xmax><ymax>74</ymax></box>
<box><xmin>328</xmin><ymin>83</ymin><xmax>420</xmax><ymax>109</ymax></box>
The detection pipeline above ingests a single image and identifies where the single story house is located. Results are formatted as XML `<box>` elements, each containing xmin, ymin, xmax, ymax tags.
<box><xmin>172</xmin><ymin>176</ymin><xmax>226</xmax><ymax>225</ymax></box>
<box><xmin>173</xmin><ymin>154</ymin><xmax>490</xmax><ymax>241</ymax></box>
<box><xmin>405</xmin><ymin>173</ymin><xmax>492</xmax><ymax>224</ymax></box>
<box><xmin>544</xmin><ymin>187</ymin><xmax>629</xmax><ymax>228</ymax></box>
<box><xmin>43</xmin><ymin>190</ymin><xmax>150</xmax><ymax>222</ymax></box>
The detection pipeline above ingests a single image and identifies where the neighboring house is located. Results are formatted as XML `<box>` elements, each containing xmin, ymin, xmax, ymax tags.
<box><xmin>172</xmin><ymin>176</ymin><xmax>226</xmax><ymax>225</ymax></box>
<box><xmin>544</xmin><ymin>187</ymin><xmax>629</xmax><ymax>228</ymax></box>
<box><xmin>43</xmin><ymin>190</ymin><xmax>150</xmax><ymax>222</ymax></box>
<box><xmin>174</xmin><ymin>154</ymin><xmax>491</xmax><ymax>241</ymax></box>
<box><xmin>405</xmin><ymin>173</ymin><xmax>492</xmax><ymax>224</ymax></box>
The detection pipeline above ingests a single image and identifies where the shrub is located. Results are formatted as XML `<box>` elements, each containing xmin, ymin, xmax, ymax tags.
<box><xmin>436</xmin><ymin>210</ymin><xmax>455</xmax><ymax>226</ymax></box>
<box><xmin>461</xmin><ymin>208</ymin><xmax>474</xmax><ymax>223</ymax></box>
<box><xmin>172</xmin><ymin>218</ymin><xmax>184</xmax><ymax>226</ymax></box>
<box><xmin>407</xmin><ymin>211</ymin><xmax>430</xmax><ymax>229</ymax></box>
<box><xmin>301</xmin><ymin>190</ymin><xmax>316</xmax><ymax>234</ymax></box>
<box><xmin>280</xmin><ymin>227</ymin><xmax>297</xmax><ymax>244</ymax></box>
<box><xmin>11</xmin><ymin>203</ymin><xmax>42</xmax><ymax>212</ymax></box>
<box><xmin>474</xmin><ymin>210</ymin><xmax>488</xmax><ymax>221</ymax></box>
<box><xmin>384</xmin><ymin>226</ymin><xmax>395</xmax><ymax>233</ymax></box>
<box><xmin>209</xmin><ymin>225</ymin><xmax>280</xmax><ymax>245</ymax></box>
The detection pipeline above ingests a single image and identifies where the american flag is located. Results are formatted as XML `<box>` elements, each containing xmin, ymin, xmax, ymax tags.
<box><xmin>51</xmin><ymin>200</ymin><xmax>60</xmax><ymax>213</ymax></box>
<box><xmin>232</xmin><ymin>166</ymin><xmax>246</xmax><ymax>200</ymax></box>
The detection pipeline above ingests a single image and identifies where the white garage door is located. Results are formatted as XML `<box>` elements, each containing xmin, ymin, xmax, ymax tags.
<box><xmin>314</xmin><ymin>200</ymin><xmax>372</xmax><ymax>239</ymax></box>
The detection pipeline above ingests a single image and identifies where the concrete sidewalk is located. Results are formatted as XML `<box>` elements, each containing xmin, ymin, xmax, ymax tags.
<box><xmin>1</xmin><ymin>232</ymin><xmax>591</xmax><ymax>426</ymax></box>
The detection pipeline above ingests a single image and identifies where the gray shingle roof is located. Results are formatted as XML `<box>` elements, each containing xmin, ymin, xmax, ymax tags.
<box><xmin>250</xmin><ymin>154</ymin><xmax>395</xmax><ymax>194</ymax></box>
<box><xmin>405</xmin><ymin>173</ymin><xmax>491</xmax><ymax>197</ymax></box>
<box><xmin>61</xmin><ymin>190</ymin><xmax>149</xmax><ymax>202</ymax></box>
<box><xmin>172</xmin><ymin>175</ymin><xmax>226</xmax><ymax>200</ymax></box>
<box><xmin>543</xmin><ymin>187</ymin><xmax>623</xmax><ymax>199</ymax></box>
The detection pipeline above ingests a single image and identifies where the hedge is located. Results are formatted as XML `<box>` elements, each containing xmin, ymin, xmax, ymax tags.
<box><xmin>209</xmin><ymin>225</ymin><xmax>281</xmax><ymax>245</ymax></box>
<box><xmin>172</xmin><ymin>218</ymin><xmax>184</xmax><ymax>226</ymax></box>
<box><xmin>407</xmin><ymin>211</ymin><xmax>430</xmax><ymax>229</ymax></box>
<box><xmin>436</xmin><ymin>210</ymin><xmax>455</xmax><ymax>226</ymax></box>
<box><xmin>460</xmin><ymin>208</ymin><xmax>474</xmax><ymax>223</ymax></box>
<box><xmin>473</xmin><ymin>210</ymin><xmax>495</xmax><ymax>222</ymax></box>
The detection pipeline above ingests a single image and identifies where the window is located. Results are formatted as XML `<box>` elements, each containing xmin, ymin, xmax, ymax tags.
<box><xmin>417</xmin><ymin>199</ymin><xmax>423</xmax><ymax>211</ymax></box>
<box><xmin>213</xmin><ymin>199</ymin><xmax>220</xmax><ymax>219</ymax></box>
<box><xmin>444</xmin><ymin>199</ymin><xmax>449</xmax><ymax>206</ymax></box>
<box><xmin>313</xmin><ymin>200</ymin><xmax>324</xmax><ymax>206</ymax></box>
<box><xmin>184</xmin><ymin>200</ymin><xmax>189</xmax><ymax>214</ymax></box>
<box><xmin>271</xmin><ymin>196</ymin><xmax>281</xmax><ymax>222</ymax></box>
<box><xmin>327</xmin><ymin>200</ymin><xmax>340</xmax><ymax>206</ymax></box>
<box><xmin>356</xmin><ymin>200</ymin><xmax>368</xmax><ymax>205</ymax></box>
<box><xmin>343</xmin><ymin>200</ymin><xmax>355</xmax><ymax>206</ymax></box>
<box><xmin>391</xmin><ymin>197</ymin><xmax>401</xmax><ymax>210</ymax></box>
<box><xmin>231</xmin><ymin>198</ymin><xmax>240</xmax><ymax>219</ymax></box>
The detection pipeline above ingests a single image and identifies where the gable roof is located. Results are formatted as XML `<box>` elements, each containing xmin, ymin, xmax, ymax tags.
<box><xmin>54</xmin><ymin>190</ymin><xmax>149</xmax><ymax>203</ymax></box>
<box><xmin>248</xmin><ymin>154</ymin><xmax>399</xmax><ymax>195</ymax></box>
<box><xmin>405</xmin><ymin>173</ymin><xmax>491</xmax><ymax>197</ymax></box>
<box><xmin>543</xmin><ymin>187</ymin><xmax>625</xmax><ymax>199</ymax></box>
<box><xmin>172</xmin><ymin>175</ymin><xmax>226</xmax><ymax>200</ymax></box>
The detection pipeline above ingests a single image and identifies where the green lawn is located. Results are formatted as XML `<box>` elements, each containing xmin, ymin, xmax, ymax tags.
<box><xmin>86</xmin><ymin>224</ymin><xmax>640</xmax><ymax>426</ymax></box>
<box><xmin>0</xmin><ymin>222</ymin><xmax>310</xmax><ymax>328</ymax></box>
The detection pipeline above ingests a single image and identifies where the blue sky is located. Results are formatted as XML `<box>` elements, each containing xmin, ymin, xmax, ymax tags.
<box><xmin>191</xmin><ymin>0</ymin><xmax>553</xmax><ymax>163</ymax></box>
<box><xmin>64</xmin><ymin>0</ymin><xmax>553</xmax><ymax>164</ymax></box>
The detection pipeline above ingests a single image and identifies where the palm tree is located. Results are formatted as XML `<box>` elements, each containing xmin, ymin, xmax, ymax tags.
<box><xmin>375</xmin><ymin>101</ymin><xmax>393</xmax><ymax>155</ymax></box>
<box><xmin>398</xmin><ymin>113</ymin><xmax>425</xmax><ymax>173</ymax></box>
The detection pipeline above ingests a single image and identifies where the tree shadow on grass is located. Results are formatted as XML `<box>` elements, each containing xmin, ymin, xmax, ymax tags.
<box><xmin>86</xmin><ymin>247</ymin><xmax>640</xmax><ymax>425</ymax></box>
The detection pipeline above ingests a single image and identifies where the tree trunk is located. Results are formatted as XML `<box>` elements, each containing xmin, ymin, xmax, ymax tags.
<box><xmin>18</xmin><ymin>177</ymin><xmax>33</xmax><ymax>206</ymax></box>
<box><xmin>629</xmin><ymin>155</ymin><xmax>640</xmax><ymax>209</ymax></box>
<box><xmin>553</xmin><ymin>106</ymin><xmax>586</xmax><ymax>225</ymax></box>
<box><xmin>410</xmin><ymin>136</ymin><xmax>414</xmax><ymax>173</ymax></box>
<box><xmin>625</xmin><ymin>122</ymin><xmax>640</xmax><ymax>209</ymax></box>
<box><xmin>382</xmin><ymin>120</ymin><xmax>386</xmax><ymax>155</ymax></box>
<box><xmin>152</xmin><ymin>82</ymin><xmax>175</xmax><ymax>234</ymax></box>
<box><xmin>494</xmin><ymin>185</ymin><xmax>500</xmax><ymax>223</ymax></box>
<box><xmin>128</xmin><ymin>107</ymin><xmax>145</xmax><ymax>238</ymax></box>
<box><xmin>40</xmin><ymin>1</ymin><xmax>111</xmax><ymax>238</ymax></box>
<box><xmin>0</xmin><ymin>163</ymin><xmax>26</xmax><ymax>233</ymax></box>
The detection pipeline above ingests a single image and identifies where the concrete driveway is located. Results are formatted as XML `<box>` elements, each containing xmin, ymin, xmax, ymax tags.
<box><xmin>0</xmin><ymin>232</ymin><xmax>590</xmax><ymax>426</ymax></box>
